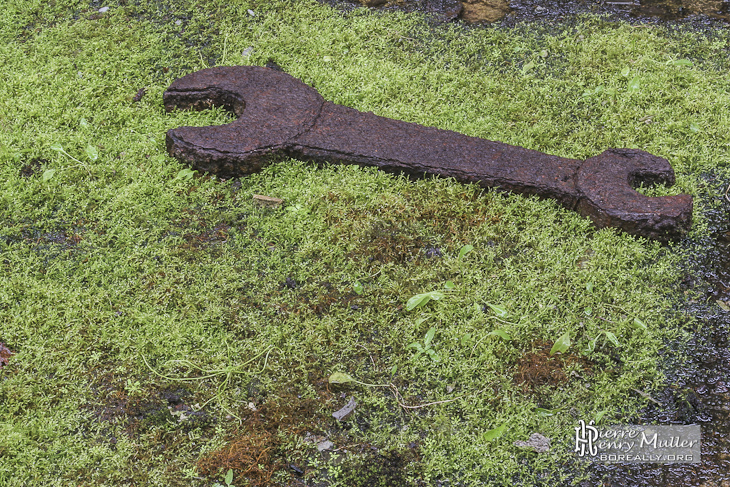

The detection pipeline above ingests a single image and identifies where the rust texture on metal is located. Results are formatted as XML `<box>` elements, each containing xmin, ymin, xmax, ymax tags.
<box><xmin>164</xmin><ymin>66</ymin><xmax>692</xmax><ymax>241</ymax></box>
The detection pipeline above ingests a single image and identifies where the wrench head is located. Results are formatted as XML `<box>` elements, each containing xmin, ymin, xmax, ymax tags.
<box><xmin>576</xmin><ymin>149</ymin><xmax>693</xmax><ymax>241</ymax></box>
<box><xmin>164</xmin><ymin>66</ymin><xmax>323</xmax><ymax>177</ymax></box>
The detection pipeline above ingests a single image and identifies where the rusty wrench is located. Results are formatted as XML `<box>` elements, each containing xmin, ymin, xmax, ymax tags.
<box><xmin>163</xmin><ymin>66</ymin><xmax>692</xmax><ymax>241</ymax></box>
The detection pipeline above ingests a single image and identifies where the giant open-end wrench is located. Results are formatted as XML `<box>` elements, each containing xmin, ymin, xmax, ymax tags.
<box><xmin>163</xmin><ymin>66</ymin><xmax>692</xmax><ymax>241</ymax></box>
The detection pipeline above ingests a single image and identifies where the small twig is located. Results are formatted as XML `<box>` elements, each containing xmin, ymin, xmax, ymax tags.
<box><xmin>388</xmin><ymin>383</ymin><xmax>481</xmax><ymax>410</ymax></box>
<box><xmin>725</xmin><ymin>182</ymin><xmax>730</xmax><ymax>204</ymax></box>
<box><xmin>261</xmin><ymin>348</ymin><xmax>272</xmax><ymax>372</ymax></box>
<box><xmin>470</xmin><ymin>333</ymin><xmax>490</xmax><ymax>358</ymax></box>
<box><xmin>142</xmin><ymin>346</ymin><xmax>273</xmax><ymax>382</ymax></box>
<box><xmin>141</xmin><ymin>346</ymin><xmax>273</xmax><ymax>423</ymax></box>
<box><xmin>631</xmin><ymin>388</ymin><xmax>662</xmax><ymax>406</ymax></box>
<box><xmin>388</xmin><ymin>30</ymin><xmax>421</xmax><ymax>44</ymax></box>
<box><xmin>52</xmin><ymin>146</ymin><xmax>92</xmax><ymax>176</ymax></box>
<box><xmin>356</xmin><ymin>343</ymin><xmax>377</xmax><ymax>369</ymax></box>
<box><xmin>396</xmin><ymin>396</ymin><xmax>463</xmax><ymax>409</ymax></box>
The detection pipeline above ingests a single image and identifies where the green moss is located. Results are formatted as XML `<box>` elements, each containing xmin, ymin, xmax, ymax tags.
<box><xmin>0</xmin><ymin>0</ymin><xmax>727</xmax><ymax>485</ymax></box>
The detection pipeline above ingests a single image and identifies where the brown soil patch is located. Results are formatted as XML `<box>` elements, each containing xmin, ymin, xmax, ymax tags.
<box><xmin>323</xmin><ymin>188</ymin><xmax>499</xmax><ymax>268</ymax></box>
<box><xmin>296</xmin><ymin>280</ymin><xmax>361</xmax><ymax>315</ymax></box>
<box><xmin>513</xmin><ymin>340</ymin><xmax>593</xmax><ymax>393</ymax></box>
<box><xmin>180</xmin><ymin>221</ymin><xmax>230</xmax><ymax>249</ymax></box>
<box><xmin>197</xmin><ymin>394</ymin><xmax>329</xmax><ymax>486</ymax></box>
<box><xmin>356</xmin><ymin>222</ymin><xmax>429</xmax><ymax>266</ymax></box>
<box><xmin>461</xmin><ymin>0</ymin><xmax>511</xmax><ymax>22</ymax></box>
<box><xmin>19</xmin><ymin>158</ymin><xmax>46</xmax><ymax>178</ymax></box>
<box><xmin>170</xmin><ymin>207</ymin><xmax>233</xmax><ymax>251</ymax></box>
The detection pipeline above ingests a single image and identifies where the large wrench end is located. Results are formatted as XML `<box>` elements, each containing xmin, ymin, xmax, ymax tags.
<box><xmin>163</xmin><ymin>66</ymin><xmax>324</xmax><ymax>177</ymax></box>
<box><xmin>576</xmin><ymin>149</ymin><xmax>693</xmax><ymax>241</ymax></box>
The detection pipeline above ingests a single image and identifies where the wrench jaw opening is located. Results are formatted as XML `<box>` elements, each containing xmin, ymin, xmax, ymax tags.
<box><xmin>576</xmin><ymin>149</ymin><xmax>693</xmax><ymax>241</ymax></box>
<box><xmin>163</xmin><ymin>66</ymin><xmax>325</xmax><ymax>178</ymax></box>
<box><xmin>163</xmin><ymin>87</ymin><xmax>247</xmax><ymax>117</ymax></box>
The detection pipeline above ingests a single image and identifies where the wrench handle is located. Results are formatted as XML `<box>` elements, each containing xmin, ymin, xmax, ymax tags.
<box><xmin>291</xmin><ymin>102</ymin><xmax>583</xmax><ymax>209</ymax></box>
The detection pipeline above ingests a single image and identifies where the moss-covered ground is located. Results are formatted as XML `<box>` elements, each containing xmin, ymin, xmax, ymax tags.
<box><xmin>1</xmin><ymin>0</ymin><xmax>729</xmax><ymax>485</ymax></box>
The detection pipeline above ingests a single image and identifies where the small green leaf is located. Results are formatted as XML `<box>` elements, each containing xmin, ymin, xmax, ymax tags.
<box><xmin>485</xmin><ymin>302</ymin><xmax>509</xmax><ymax>319</ymax></box>
<box><xmin>426</xmin><ymin>349</ymin><xmax>440</xmax><ymax>362</ymax></box>
<box><xmin>586</xmin><ymin>336</ymin><xmax>599</xmax><ymax>353</ymax></box>
<box><xmin>458</xmin><ymin>244</ymin><xmax>474</xmax><ymax>260</ymax></box>
<box><xmin>717</xmin><ymin>300</ymin><xmax>730</xmax><ymax>312</ymax></box>
<box><xmin>406</xmin><ymin>293</ymin><xmax>430</xmax><ymax>311</ymax></box>
<box><xmin>604</xmin><ymin>331</ymin><xmax>620</xmax><ymax>348</ymax></box>
<box><xmin>175</xmin><ymin>168</ymin><xmax>196</xmax><ymax>181</ymax></box>
<box><xmin>631</xmin><ymin>318</ymin><xmax>647</xmax><ymax>330</ymax></box>
<box><xmin>50</xmin><ymin>142</ymin><xmax>64</xmax><ymax>152</ymax></box>
<box><xmin>620</xmin><ymin>67</ymin><xmax>630</xmax><ymax>78</ymax></box>
<box><xmin>540</xmin><ymin>50</ymin><xmax>548</xmax><ymax>58</ymax></box>
<box><xmin>328</xmin><ymin>372</ymin><xmax>355</xmax><ymax>384</ymax></box>
<box><xmin>85</xmin><ymin>144</ymin><xmax>98</xmax><ymax>161</ymax></box>
<box><xmin>353</xmin><ymin>280</ymin><xmax>363</xmax><ymax>295</ymax></box>
<box><xmin>488</xmin><ymin>329</ymin><xmax>511</xmax><ymax>341</ymax></box>
<box><xmin>406</xmin><ymin>342</ymin><xmax>424</xmax><ymax>352</ymax></box>
<box><xmin>521</xmin><ymin>60</ymin><xmax>535</xmax><ymax>74</ymax></box>
<box><xmin>628</xmin><ymin>76</ymin><xmax>641</xmax><ymax>91</ymax></box>
<box><xmin>689</xmin><ymin>122</ymin><xmax>701</xmax><ymax>133</ymax></box>
<box><xmin>595</xmin><ymin>410</ymin><xmax>607</xmax><ymax>423</ymax></box>
<box><xmin>673</xmin><ymin>59</ymin><xmax>693</xmax><ymax>66</ymax></box>
<box><xmin>586</xmin><ymin>281</ymin><xmax>594</xmax><ymax>293</ymax></box>
<box><xmin>225</xmin><ymin>468</ymin><xmax>234</xmax><ymax>485</ymax></box>
<box><xmin>390</xmin><ymin>364</ymin><xmax>398</xmax><ymax>375</ymax></box>
<box><xmin>535</xmin><ymin>407</ymin><xmax>554</xmax><ymax>417</ymax></box>
<box><xmin>424</xmin><ymin>327</ymin><xmax>436</xmax><ymax>348</ymax></box>
<box><xmin>444</xmin><ymin>280</ymin><xmax>455</xmax><ymax>290</ymax></box>
<box><xmin>460</xmin><ymin>333</ymin><xmax>472</xmax><ymax>345</ymax></box>
<box><xmin>42</xmin><ymin>169</ymin><xmax>56</xmax><ymax>182</ymax></box>
<box><xmin>550</xmin><ymin>332</ymin><xmax>571</xmax><ymax>355</ymax></box>
<box><xmin>406</xmin><ymin>291</ymin><xmax>444</xmax><ymax>311</ymax></box>
<box><xmin>483</xmin><ymin>422</ymin><xmax>508</xmax><ymax>441</ymax></box>
<box><xmin>79</xmin><ymin>118</ymin><xmax>90</xmax><ymax>129</ymax></box>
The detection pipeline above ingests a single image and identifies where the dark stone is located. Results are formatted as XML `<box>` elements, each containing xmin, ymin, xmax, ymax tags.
<box><xmin>424</xmin><ymin>247</ymin><xmax>443</xmax><ymax>258</ymax></box>
<box><xmin>284</xmin><ymin>277</ymin><xmax>298</xmax><ymax>289</ymax></box>
<box><xmin>162</xmin><ymin>392</ymin><xmax>182</xmax><ymax>406</ymax></box>
<box><xmin>132</xmin><ymin>87</ymin><xmax>146</xmax><ymax>102</ymax></box>
<box><xmin>164</xmin><ymin>66</ymin><xmax>693</xmax><ymax>241</ymax></box>
<box><xmin>19</xmin><ymin>158</ymin><xmax>46</xmax><ymax>178</ymax></box>
<box><xmin>264</xmin><ymin>59</ymin><xmax>284</xmax><ymax>72</ymax></box>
